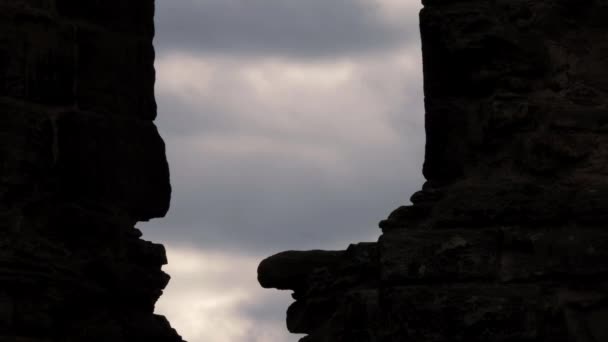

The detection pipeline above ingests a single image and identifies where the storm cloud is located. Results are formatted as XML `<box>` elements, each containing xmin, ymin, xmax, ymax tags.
<box><xmin>143</xmin><ymin>1</ymin><xmax>425</xmax><ymax>341</ymax></box>
<box><xmin>143</xmin><ymin>51</ymin><xmax>425</xmax><ymax>253</ymax></box>
<box><xmin>155</xmin><ymin>0</ymin><xmax>421</xmax><ymax>58</ymax></box>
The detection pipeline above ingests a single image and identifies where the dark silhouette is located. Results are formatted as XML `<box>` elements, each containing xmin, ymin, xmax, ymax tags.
<box><xmin>0</xmin><ymin>1</ymin><xmax>182</xmax><ymax>340</ymax></box>
<box><xmin>259</xmin><ymin>0</ymin><xmax>608</xmax><ymax>341</ymax></box>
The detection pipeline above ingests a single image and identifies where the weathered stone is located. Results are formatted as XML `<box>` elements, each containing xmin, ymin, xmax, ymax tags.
<box><xmin>571</xmin><ymin>183</ymin><xmax>608</xmax><ymax>223</ymax></box>
<box><xmin>258</xmin><ymin>250</ymin><xmax>346</xmax><ymax>291</ymax></box>
<box><xmin>380</xmin><ymin>229</ymin><xmax>499</xmax><ymax>283</ymax></box>
<box><xmin>0</xmin><ymin>101</ymin><xmax>54</xmax><ymax>209</ymax></box>
<box><xmin>259</xmin><ymin>0</ymin><xmax>608</xmax><ymax>340</ymax></box>
<box><xmin>550</xmin><ymin>106</ymin><xmax>608</xmax><ymax>132</ymax></box>
<box><xmin>290</xmin><ymin>289</ymin><xmax>380</xmax><ymax>341</ymax></box>
<box><xmin>0</xmin><ymin>293</ymin><xmax>13</xmax><ymax>331</ymax></box>
<box><xmin>0</xmin><ymin>0</ymin><xmax>53</xmax><ymax>11</ymax></box>
<box><xmin>379</xmin><ymin>284</ymin><xmax>567</xmax><ymax>342</ymax></box>
<box><xmin>379</xmin><ymin>205</ymin><xmax>432</xmax><ymax>231</ymax></box>
<box><xmin>432</xmin><ymin>181</ymin><xmax>574</xmax><ymax>226</ymax></box>
<box><xmin>500</xmin><ymin>228</ymin><xmax>608</xmax><ymax>281</ymax></box>
<box><xmin>56</xmin><ymin>0</ymin><xmax>155</xmax><ymax>36</ymax></box>
<box><xmin>0</xmin><ymin>12</ymin><xmax>75</xmax><ymax>105</ymax></box>
<box><xmin>75</xmin><ymin>29</ymin><xmax>157</xmax><ymax>120</ymax></box>
<box><xmin>0</xmin><ymin>1</ymin><xmax>182</xmax><ymax>341</ymax></box>
<box><xmin>56</xmin><ymin>112</ymin><xmax>171</xmax><ymax>221</ymax></box>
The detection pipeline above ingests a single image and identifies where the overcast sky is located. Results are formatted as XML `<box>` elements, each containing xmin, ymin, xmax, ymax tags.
<box><xmin>141</xmin><ymin>1</ymin><xmax>425</xmax><ymax>341</ymax></box>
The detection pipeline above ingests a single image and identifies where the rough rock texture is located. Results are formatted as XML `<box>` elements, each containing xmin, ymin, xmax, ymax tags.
<box><xmin>258</xmin><ymin>0</ymin><xmax>608</xmax><ymax>341</ymax></box>
<box><xmin>0</xmin><ymin>1</ymin><xmax>183</xmax><ymax>341</ymax></box>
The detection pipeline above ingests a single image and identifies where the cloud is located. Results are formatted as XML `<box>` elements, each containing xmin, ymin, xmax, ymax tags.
<box><xmin>155</xmin><ymin>246</ymin><xmax>302</xmax><ymax>342</ymax></box>
<box><xmin>154</xmin><ymin>0</ymin><xmax>422</xmax><ymax>59</ymax></box>
<box><xmin>145</xmin><ymin>2</ymin><xmax>427</xmax><ymax>341</ymax></box>
<box><xmin>154</xmin><ymin>54</ymin><xmax>408</xmax><ymax>147</ymax></box>
<box><xmin>142</xmin><ymin>48</ymin><xmax>425</xmax><ymax>253</ymax></box>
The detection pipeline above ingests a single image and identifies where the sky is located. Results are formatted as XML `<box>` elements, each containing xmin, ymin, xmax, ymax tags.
<box><xmin>141</xmin><ymin>1</ymin><xmax>425</xmax><ymax>341</ymax></box>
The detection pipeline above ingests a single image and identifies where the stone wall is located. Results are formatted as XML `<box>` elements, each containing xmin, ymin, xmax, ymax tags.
<box><xmin>0</xmin><ymin>1</ymin><xmax>183</xmax><ymax>341</ymax></box>
<box><xmin>258</xmin><ymin>0</ymin><xmax>608</xmax><ymax>341</ymax></box>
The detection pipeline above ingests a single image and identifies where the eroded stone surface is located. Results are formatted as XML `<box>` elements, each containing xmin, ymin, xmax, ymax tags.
<box><xmin>258</xmin><ymin>0</ymin><xmax>608</xmax><ymax>341</ymax></box>
<box><xmin>0</xmin><ymin>1</ymin><xmax>182</xmax><ymax>341</ymax></box>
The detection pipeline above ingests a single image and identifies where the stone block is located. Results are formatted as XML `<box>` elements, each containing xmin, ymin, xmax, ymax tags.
<box><xmin>571</xmin><ymin>184</ymin><xmax>608</xmax><ymax>223</ymax></box>
<box><xmin>128</xmin><ymin>239</ymin><xmax>168</xmax><ymax>267</ymax></box>
<box><xmin>56</xmin><ymin>0</ymin><xmax>155</xmax><ymax>36</ymax></box>
<box><xmin>500</xmin><ymin>228</ymin><xmax>608</xmax><ymax>281</ymax></box>
<box><xmin>22</xmin><ymin>202</ymin><xmax>128</xmax><ymax>252</ymax></box>
<box><xmin>0</xmin><ymin>101</ymin><xmax>54</xmax><ymax>208</ymax></box>
<box><xmin>549</xmin><ymin>106</ymin><xmax>608</xmax><ymax>132</ymax></box>
<box><xmin>379</xmin><ymin>284</ymin><xmax>566</xmax><ymax>342</ymax></box>
<box><xmin>258</xmin><ymin>250</ymin><xmax>346</xmax><ymax>291</ymax></box>
<box><xmin>420</xmin><ymin>2</ymin><xmax>549</xmax><ymax>99</ymax></box>
<box><xmin>380</xmin><ymin>229</ymin><xmax>499</xmax><ymax>284</ymax></box>
<box><xmin>75</xmin><ymin>29</ymin><xmax>156</xmax><ymax>120</ymax></box>
<box><xmin>55</xmin><ymin>112</ymin><xmax>170</xmax><ymax>221</ymax></box>
<box><xmin>288</xmin><ymin>289</ymin><xmax>379</xmax><ymax>339</ymax></box>
<box><xmin>433</xmin><ymin>181</ymin><xmax>573</xmax><ymax>226</ymax></box>
<box><xmin>0</xmin><ymin>0</ymin><xmax>53</xmax><ymax>11</ymax></box>
<box><xmin>287</xmin><ymin>296</ymin><xmax>337</xmax><ymax>334</ymax></box>
<box><xmin>0</xmin><ymin>12</ymin><xmax>75</xmax><ymax>105</ymax></box>
<box><xmin>0</xmin><ymin>293</ymin><xmax>13</xmax><ymax>332</ymax></box>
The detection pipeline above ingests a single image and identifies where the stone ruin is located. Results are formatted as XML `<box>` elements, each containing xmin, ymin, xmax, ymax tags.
<box><xmin>1</xmin><ymin>1</ymin><xmax>182</xmax><ymax>341</ymax></box>
<box><xmin>259</xmin><ymin>0</ymin><xmax>608</xmax><ymax>341</ymax></box>
<box><xmin>3</xmin><ymin>0</ymin><xmax>608</xmax><ymax>341</ymax></box>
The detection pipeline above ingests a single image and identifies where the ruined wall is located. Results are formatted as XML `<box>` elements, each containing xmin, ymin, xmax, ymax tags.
<box><xmin>0</xmin><ymin>1</ymin><xmax>183</xmax><ymax>340</ymax></box>
<box><xmin>258</xmin><ymin>0</ymin><xmax>608</xmax><ymax>341</ymax></box>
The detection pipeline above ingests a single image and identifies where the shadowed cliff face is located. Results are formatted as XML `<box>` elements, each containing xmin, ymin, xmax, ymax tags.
<box><xmin>258</xmin><ymin>0</ymin><xmax>608</xmax><ymax>341</ymax></box>
<box><xmin>0</xmin><ymin>1</ymin><xmax>182</xmax><ymax>340</ymax></box>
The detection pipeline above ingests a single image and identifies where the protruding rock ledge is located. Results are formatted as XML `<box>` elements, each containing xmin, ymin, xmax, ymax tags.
<box><xmin>258</xmin><ymin>250</ymin><xmax>346</xmax><ymax>291</ymax></box>
<box><xmin>258</xmin><ymin>0</ymin><xmax>608</xmax><ymax>340</ymax></box>
<box><xmin>0</xmin><ymin>1</ymin><xmax>182</xmax><ymax>340</ymax></box>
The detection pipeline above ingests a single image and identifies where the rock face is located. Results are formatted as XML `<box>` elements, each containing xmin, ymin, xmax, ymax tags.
<box><xmin>258</xmin><ymin>0</ymin><xmax>608</xmax><ymax>341</ymax></box>
<box><xmin>0</xmin><ymin>1</ymin><xmax>183</xmax><ymax>341</ymax></box>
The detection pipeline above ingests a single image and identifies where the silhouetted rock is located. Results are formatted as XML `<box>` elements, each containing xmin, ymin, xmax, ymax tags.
<box><xmin>258</xmin><ymin>0</ymin><xmax>608</xmax><ymax>341</ymax></box>
<box><xmin>258</xmin><ymin>250</ymin><xmax>346</xmax><ymax>291</ymax></box>
<box><xmin>0</xmin><ymin>1</ymin><xmax>182</xmax><ymax>341</ymax></box>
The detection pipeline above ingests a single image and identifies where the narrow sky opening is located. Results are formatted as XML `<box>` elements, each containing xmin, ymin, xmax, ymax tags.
<box><xmin>142</xmin><ymin>1</ymin><xmax>425</xmax><ymax>341</ymax></box>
